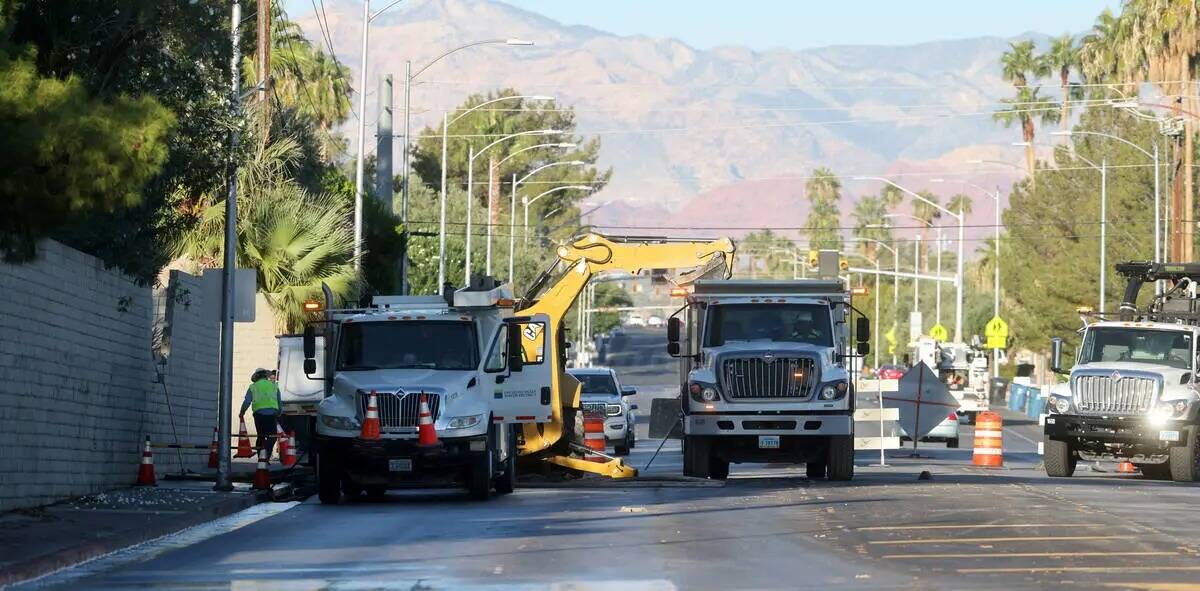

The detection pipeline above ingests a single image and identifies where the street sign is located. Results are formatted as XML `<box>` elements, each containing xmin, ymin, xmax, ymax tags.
<box><xmin>883</xmin><ymin>362</ymin><xmax>957</xmax><ymax>441</ymax></box>
<box><xmin>929</xmin><ymin>323</ymin><xmax>948</xmax><ymax>342</ymax></box>
<box><xmin>985</xmin><ymin>315</ymin><xmax>1009</xmax><ymax>349</ymax></box>
<box><xmin>886</xmin><ymin>324</ymin><xmax>898</xmax><ymax>355</ymax></box>
<box><xmin>909</xmin><ymin>311</ymin><xmax>923</xmax><ymax>342</ymax></box>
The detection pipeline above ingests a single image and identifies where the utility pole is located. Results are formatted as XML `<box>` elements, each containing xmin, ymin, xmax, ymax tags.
<box><xmin>215</xmin><ymin>0</ymin><xmax>243</xmax><ymax>493</ymax></box>
<box><xmin>256</xmin><ymin>0</ymin><xmax>270</xmax><ymax>137</ymax></box>
<box><xmin>375</xmin><ymin>74</ymin><xmax>403</xmax><ymax>293</ymax></box>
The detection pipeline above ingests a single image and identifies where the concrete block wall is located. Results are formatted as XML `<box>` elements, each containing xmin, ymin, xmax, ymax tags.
<box><xmin>0</xmin><ymin>242</ymin><xmax>220</xmax><ymax>511</ymax></box>
<box><xmin>231</xmin><ymin>294</ymin><xmax>281</xmax><ymax>436</ymax></box>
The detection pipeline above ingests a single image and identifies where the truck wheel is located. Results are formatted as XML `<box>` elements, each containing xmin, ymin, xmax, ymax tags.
<box><xmin>709</xmin><ymin>455</ymin><xmax>730</xmax><ymax>480</ymax></box>
<box><xmin>806</xmin><ymin>461</ymin><xmax>827</xmax><ymax>479</ymax></box>
<box><xmin>316</xmin><ymin>453</ymin><xmax>341</xmax><ymax>505</ymax></box>
<box><xmin>365</xmin><ymin>485</ymin><xmax>387</xmax><ymax>500</ymax></box>
<box><xmin>614</xmin><ymin>442</ymin><xmax>630</xmax><ymax>456</ymax></box>
<box><xmin>1043</xmin><ymin>437</ymin><xmax>1077</xmax><ymax>477</ymax></box>
<box><xmin>826</xmin><ymin>436</ymin><xmax>854</xmax><ymax>481</ymax></box>
<box><xmin>946</xmin><ymin>437</ymin><xmax>960</xmax><ymax>449</ymax></box>
<box><xmin>683</xmin><ymin>436</ymin><xmax>711</xmax><ymax>478</ymax></box>
<box><xmin>342</xmin><ymin>480</ymin><xmax>362</xmax><ymax>499</ymax></box>
<box><xmin>1139</xmin><ymin>462</ymin><xmax>1172</xmax><ymax>480</ymax></box>
<box><xmin>1169</xmin><ymin>429</ymin><xmax>1200</xmax><ymax>482</ymax></box>
<box><xmin>494</xmin><ymin>426</ymin><xmax>517</xmax><ymax>496</ymax></box>
<box><xmin>468</xmin><ymin>428</ymin><xmax>496</xmax><ymax>500</ymax></box>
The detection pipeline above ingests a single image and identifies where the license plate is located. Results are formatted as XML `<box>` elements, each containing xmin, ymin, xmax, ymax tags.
<box><xmin>388</xmin><ymin>459</ymin><xmax>413</xmax><ymax>472</ymax></box>
<box><xmin>758</xmin><ymin>435</ymin><xmax>781</xmax><ymax>449</ymax></box>
<box><xmin>1159</xmin><ymin>430</ymin><xmax>1181</xmax><ymax>442</ymax></box>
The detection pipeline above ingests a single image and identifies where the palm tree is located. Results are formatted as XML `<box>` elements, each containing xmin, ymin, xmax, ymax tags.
<box><xmin>805</xmin><ymin>167</ymin><xmax>843</xmax><ymax>250</ymax></box>
<box><xmin>1080</xmin><ymin>9</ymin><xmax>1127</xmax><ymax>83</ymax></box>
<box><xmin>852</xmin><ymin>196</ymin><xmax>889</xmax><ymax>261</ymax></box>
<box><xmin>947</xmin><ymin>194</ymin><xmax>974</xmax><ymax>217</ymax></box>
<box><xmin>1046</xmin><ymin>34</ymin><xmax>1082</xmax><ymax>129</ymax></box>
<box><xmin>995</xmin><ymin>40</ymin><xmax>1057</xmax><ymax>179</ymax></box>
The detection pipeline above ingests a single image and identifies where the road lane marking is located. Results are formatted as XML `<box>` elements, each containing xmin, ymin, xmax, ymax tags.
<box><xmin>883</xmin><ymin>551</ymin><xmax>1178</xmax><ymax>559</ymax></box>
<box><xmin>856</xmin><ymin>523</ymin><xmax>1108</xmax><ymax>531</ymax></box>
<box><xmin>1003</xmin><ymin>424</ymin><xmax>1041</xmax><ymax>447</ymax></box>
<box><xmin>869</xmin><ymin>535</ymin><xmax>1135</xmax><ymax>545</ymax></box>
<box><xmin>959</xmin><ymin>566</ymin><xmax>1200</xmax><ymax>575</ymax></box>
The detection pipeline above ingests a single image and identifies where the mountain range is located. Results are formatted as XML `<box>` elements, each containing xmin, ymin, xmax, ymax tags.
<box><xmin>296</xmin><ymin>0</ymin><xmax>1059</xmax><ymax>244</ymax></box>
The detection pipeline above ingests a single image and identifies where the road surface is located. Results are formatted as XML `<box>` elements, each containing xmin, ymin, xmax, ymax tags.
<box><xmin>21</xmin><ymin>327</ymin><xmax>1200</xmax><ymax>590</ymax></box>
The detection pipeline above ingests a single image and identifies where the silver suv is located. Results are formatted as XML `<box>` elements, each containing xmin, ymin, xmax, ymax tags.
<box><xmin>568</xmin><ymin>367</ymin><xmax>638</xmax><ymax>455</ymax></box>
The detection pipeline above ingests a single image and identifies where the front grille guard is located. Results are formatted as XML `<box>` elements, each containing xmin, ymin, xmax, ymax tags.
<box><xmin>720</xmin><ymin>355</ymin><xmax>819</xmax><ymax>400</ymax></box>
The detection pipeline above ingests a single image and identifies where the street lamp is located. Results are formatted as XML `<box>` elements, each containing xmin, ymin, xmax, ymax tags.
<box><xmin>464</xmin><ymin>129</ymin><xmax>563</xmax><ymax>285</ymax></box>
<box><xmin>1051</xmin><ymin>129</ymin><xmax>1162</xmax><ymax>294</ymax></box>
<box><xmin>884</xmin><ymin>214</ymin><xmax>943</xmax><ymax>325</ymax></box>
<box><xmin>492</xmin><ymin>160</ymin><xmax>585</xmax><ymax>275</ymax></box>
<box><xmin>504</xmin><ymin>159</ymin><xmax>586</xmax><ymax>280</ymax></box>
<box><xmin>858</xmin><ymin>176</ymin><xmax>965</xmax><ymax>343</ymax></box>
<box><xmin>437</xmin><ymin>95</ymin><xmax>555</xmax><ymax>294</ymax></box>
<box><xmin>522</xmin><ymin>185</ymin><xmax>596</xmax><ymax>243</ymax></box>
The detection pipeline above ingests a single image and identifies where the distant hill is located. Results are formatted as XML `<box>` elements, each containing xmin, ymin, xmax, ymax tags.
<box><xmin>298</xmin><ymin>0</ymin><xmax>1052</xmax><ymax>240</ymax></box>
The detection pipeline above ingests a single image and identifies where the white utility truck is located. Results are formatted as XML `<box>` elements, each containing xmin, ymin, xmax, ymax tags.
<box><xmin>665</xmin><ymin>270</ymin><xmax>870</xmax><ymax>481</ymax></box>
<box><xmin>302</xmin><ymin>280</ymin><xmax>555</xmax><ymax>502</ymax></box>
<box><xmin>911</xmin><ymin>337</ymin><xmax>990</xmax><ymax>423</ymax></box>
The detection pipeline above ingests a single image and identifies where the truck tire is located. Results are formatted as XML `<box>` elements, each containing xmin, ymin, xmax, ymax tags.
<box><xmin>709</xmin><ymin>454</ymin><xmax>730</xmax><ymax>480</ymax></box>
<box><xmin>467</xmin><ymin>449</ymin><xmax>494</xmax><ymax>501</ymax></box>
<box><xmin>317</xmin><ymin>453</ymin><xmax>341</xmax><ymax>505</ymax></box>
<box><xmin>1043</xmin><ymin>437</ymin><xmax>1077</xmax><ymax>477</ymax></box>
<box><xmin>1139</xmin><ymin>461</ymin><xmax>1172</xmax><ymax>480</ymax></box>
<box><xmin>342</xmin><ymin>480</ymin><xmax>362</xmax><ymax>500</ymax></box>
<box><xmin>1169</xmin><ymin>428</ymin><xmax>1200</xmax><ymax>482</ymax></box>
<box><xmin>365</xmin><ymin>485</ymin><xmax>387</xmax><ymax>500</ymax></box>
<box><xmin>806</xmin><ymin>461</ymin><xmax>827</xmax><ymax>479</ymax></box>
<box><xmin>494</xmin><ymin>426</ymin><xmax>517</xmax><ymax>496</ymax></box>
<box><xmin>826</xmin><ymin>436</ymin><xmax>854</xmax><ymax>481</ymax></box>
<box><xmin>683</xmin><ymin>435</ymin><xmax>711</xmax><ymax>478</ymax></box>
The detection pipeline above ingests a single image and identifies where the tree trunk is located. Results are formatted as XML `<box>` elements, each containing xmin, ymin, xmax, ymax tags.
<box><xmin>1184</xmin><ymin>68</ymin><xmax>1195</xmax><ymax>262</ymax></box>
<box><xmin>1022</xmin><ymin>115</ymin><xmax>1036</xmax><ymax>185</ymax></box>
<box><xmin>1060</xmin><ymin>69</ymin><xmax>1069</xmax><ymax>131</ymax></box>
<box><xmin>489</xmin><ymin>156</ymin><xmax>501</xmax><ymax>225</ymax></box>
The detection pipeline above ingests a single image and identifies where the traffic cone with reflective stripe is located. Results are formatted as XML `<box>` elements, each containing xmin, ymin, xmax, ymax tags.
<box><xmin>136</xmin><ymin>436</ymin><xmax>157</xmax><ymax>486</ymax></box>
<box><xmin>281</xmin><ymin>430</ymin><xmax>298</xmax><ymax>467</ymax></box>
<box><xmin>1118</xmin><ymin>460</ymin><xmax>1137</xmax><ymax>473</ymax></box>
<box><xmin>584</xmin><ymin>413</ymin><xmax>607</xmax><ymax>462</ymax></box>
<box><xmin>971</xmin><ymin>411</ymin><xmax>1004</xmax><ymax>468</ymax></box>
<box><xmin>235</xmin><ymin>418</ymin><xmax>253</xmax><ymax>458</ymax></box>
<box><xmin>276</xmin><ymin>423</ymin><xmax>290</xmax><ymax>462</ymax></box>
<box><xmin>417</xmin><ymin>394</ymin><xmax>440</xmax><ymax>447</ymax></box>
<box><xmin>207</xmin><ymin>427</ymin><xmax>219</xmax><ymax>469</ymax></box>
<box><xmin>360</xmin><ymin>390</ymin><xmax>381</xmax><ymax>440</ymax></box>
<box><xmin>252</xmin><ymin>447</ymin><xmax>271</xmax><ymax>490</ymax></box>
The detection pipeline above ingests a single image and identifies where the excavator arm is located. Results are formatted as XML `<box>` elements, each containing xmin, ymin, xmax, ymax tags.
<box><xmin>514</xmin><ymin>233</ymin><xmax>735</xmax><ymax>478</ymax></box>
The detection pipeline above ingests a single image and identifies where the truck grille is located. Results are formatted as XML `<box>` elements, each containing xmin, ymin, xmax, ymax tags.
<box><xmin>721</xmin><ymin>356</ymin><xmax>817</xmax><ymax>399</ymax></box>
<box><xmin>358</xmin><ymin>391</ymin><xmax>440</xmax><ymax>429</ymax></box>
<box><xmin>1073</xmin><ymin>374</ymin><xmax>1157</xmax><ymax>416</ymax></box>
<box><xmin>580</xmin><ymin>402</ymin><xmax>608</xmax><ymax>416</ymax></box>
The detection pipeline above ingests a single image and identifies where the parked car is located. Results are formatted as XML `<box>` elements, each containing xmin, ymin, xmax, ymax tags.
<box><xmin>647</xmin><ymin>315</ymin><xmax>664</xmax><ymax>327</ymax></box>
<box><xmin>626</xmin><ymin>314</ymin><xmax>646</xmax><ymax>327</ymax></box>
<box><xmin>899</xmin><ymin>411</ymin><xmax>961</xmax><ymax>448</ymax></box>
<box><xmin>876</xmin><ymin>364</ymin><xmax>906</xmax><ymax>380</ymax></box>
<box><xmin>567</xmin><ymin>367</ymin><xmax>638</xmax><ymax>455</ymax></box>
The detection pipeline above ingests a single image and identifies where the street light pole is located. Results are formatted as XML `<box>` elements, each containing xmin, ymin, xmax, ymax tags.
<box><xmin>352</xmin><ymin>0</ymin><xmax>371</xmax><ymax>273</ymax></box>
<box><xmin>1101</xmin><ymin>158</ymin><xmax>1107</xmax><ymax>314</ymax></box>
<box><xmin>522</xmin><ymin>185</ymin><xmax>595</xmax><ymax>243</ymax></box>
<box><xmin>489</xmin><ymin>159</ymin><xmax>584</xmax><ymax>275</ymax></box>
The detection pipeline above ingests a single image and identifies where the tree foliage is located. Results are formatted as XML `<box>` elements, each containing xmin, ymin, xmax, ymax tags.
<box><xmin>804</xmin><ymin>167</ymin><xmax>843</xmax><ymax>250</ymax></box>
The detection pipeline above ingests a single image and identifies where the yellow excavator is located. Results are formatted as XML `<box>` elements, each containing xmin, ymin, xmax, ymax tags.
<box><xmin>513</xmin><ymin>233</ymin><xmax>736</xmax><ymax>478</ymax></box>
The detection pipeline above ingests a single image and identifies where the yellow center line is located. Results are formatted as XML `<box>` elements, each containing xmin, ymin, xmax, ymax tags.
<box><xmin>884</xmin><ymin>551</ymin><xmax>1179</xmax><ymax>560</ymax></box>
<box><xmin>869</xmin><ymin>535</ymin><xmax>1136</xmax><ymax>545</ymax></box>
<box><xmin>959</xmin><ymin>566</ymin><xmax>1200</xmax><ymax>575</ymax></box>
<box><xmin>856</xmin><ymin>523</ymin><xmax>1109</xmax><ymax>532</ymax></box>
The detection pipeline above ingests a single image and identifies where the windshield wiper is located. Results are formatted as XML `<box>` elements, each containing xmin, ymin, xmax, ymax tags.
<box><xmin>339</xmin><ymin>364</ymin><xmax>381</xmax><ymax>371</ymax></box>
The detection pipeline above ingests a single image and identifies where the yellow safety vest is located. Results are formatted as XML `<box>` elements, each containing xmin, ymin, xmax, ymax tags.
<box><xmin>250</xmin><ymin>379</ymin><xmax>280</xmax><ymax>412</ymax></box>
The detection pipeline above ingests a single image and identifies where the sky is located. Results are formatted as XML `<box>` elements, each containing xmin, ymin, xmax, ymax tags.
<box><xmin>287</xmin><ymin>0</ymin><xmax>1123</xmax><ymax>51</ymax></box>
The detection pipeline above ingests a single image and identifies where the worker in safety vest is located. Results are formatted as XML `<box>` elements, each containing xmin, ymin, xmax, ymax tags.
<box><xmin>239</xmin><ymin>368</ymin><xmax>282</xmax><ymax>456</ymax></box>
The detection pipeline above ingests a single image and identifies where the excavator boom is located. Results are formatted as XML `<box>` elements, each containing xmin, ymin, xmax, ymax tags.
<box><xmin>515</xmin><ymin>233</ymin><xmax>735</xmax><ymax>478</ymax></box>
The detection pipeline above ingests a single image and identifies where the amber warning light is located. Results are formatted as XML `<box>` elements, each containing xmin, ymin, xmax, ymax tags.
<box><xmin>670</xmin><ymin>287</ymin><xmax>690</xmax><ymax>298</ymax></box>
<box><xmin>302</xmin><ymin>300</ymin><xmax>323</xmax><ymax>313</ymax></box>
<box><xmin>850</xmin><ymin>287</ymin><xmax>869</xmax><ymax>296</ymax></box>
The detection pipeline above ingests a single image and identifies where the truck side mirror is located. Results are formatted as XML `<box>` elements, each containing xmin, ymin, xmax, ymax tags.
<box><xmin>856</xmin><ymin>341</ymin><xmax>870</xmax><ymax>356</ymax></box>
<box><xmin>855</xmin><ymin>317</ymin><xmax>870</xmax><ymax>344</ymax></box>
<box><xmin>303</xmin><ymin>325</ymin><xmax>316</xmax><ymax>359</ymax></box>
<box><xmin>1050</xmin><ymin>337</ymin><xmax>1065</xmax><ymax>374</ymax></box>
<box><xmin>667</xmin><ymin>317</ymin><xmax>682</xmax><ymax>343</ymax></box>
<box><xmin>506</xmin><ymin>321</ymin><xmax>525</xmax><ymax>373</ymax></box>
<box><xmin>667</xmin><ymin>342</ymin><xmax>681</xmax><ymax>356</ymax></box>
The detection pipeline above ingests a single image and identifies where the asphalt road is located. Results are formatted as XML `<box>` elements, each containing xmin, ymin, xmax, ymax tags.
<box><xmin>24</xmin><ymin>327</ymin><xmax>1200</xmax><ymax>591</ymax></box>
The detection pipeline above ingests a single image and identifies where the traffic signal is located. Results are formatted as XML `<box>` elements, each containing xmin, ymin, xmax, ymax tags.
<box><xmin>839</xmin><ymin>257</ymin><xmax>849</xmax><ymax>271</ymax></box>
<box><xmin>808</xmin><ymin>250</ymin><xmax>819</xmax><ymax>268</ymax></box>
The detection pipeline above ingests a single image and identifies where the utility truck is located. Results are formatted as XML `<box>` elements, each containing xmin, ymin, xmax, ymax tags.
<box><xmin>1044</xmin><ymin>262</ymin><xmax>1200</xmax><ymax>481</ymax></box>
<box><xmin>910</xmin><ymin>337</ymin><xmax>991</xmax><ymax>422</ymax></box>
<box><xmin>302</xmin><ymin>233</ymin><xmax>735</xmax><ymax>502</ymax></box>
<box><xmin>665</xmin><ymin>267</ymin><xmax>870</xmax><ymax>481</ymax></box>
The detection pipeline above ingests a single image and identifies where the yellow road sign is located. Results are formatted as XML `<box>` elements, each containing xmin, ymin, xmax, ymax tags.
<box><xmin>985</xmin><ymin>316</ymin><xmax>1009</xmax><ymax>349</ymax></box>
<box><xmin>886</xmin><ymin>324</ymin><xmax>897</xmax><ymax>355</ymax></box>
<box><xmin>929</xmin><ymin>323</ymin><xmax>948</xmax><ymax>342</ymax></box>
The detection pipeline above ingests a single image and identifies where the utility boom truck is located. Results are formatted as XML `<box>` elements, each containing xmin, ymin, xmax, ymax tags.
<box><xmin>302</xmin><ymin>233</ymin><xmax>735</xmax><ymax>502</ymax></box>
<box><xmin>910</xmin><ymin>337</ymin><xmax>991</xmax><ymax>422</ymax></box>
<box><xmin>666</xmin><ymin>271</ymin><xmax>870</xmax><ymax>481</ymax></box>
<box><xmin>1044</xmin><ymin>262</ymin><xmax>1200</xmax><ymax>482</ymax></box>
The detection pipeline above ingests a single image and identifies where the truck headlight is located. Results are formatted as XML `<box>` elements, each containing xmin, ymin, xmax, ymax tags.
<box><xmin>818</xmin><ymin>381</ymin><xmax>848</xmax><ymax>401</ymax></box>
<box><xmin>689</xmin><ymin>382</ymin><xmax>720</xmax><ymax>403</ymax></box>
<box><xmin>606</xmin><ymin>403</ymin><xmax>623</xmax><ymax>417</ymax></box>
<box><xmin>446</xmin><ymin>414</ymin><xmax>485</xmax><ymax>430</ymax></box>
<box><xmin>1150</xmin><ymin>401</ymin><xmax>1190</xmax><ymax>424</ymax></box>
<box><xmin>1052</xmin><ymin>397</ymin><xmax>1071</xmax><ymax>414</ymax></box>
<box><xmin>320</xmin><ymin>415</ymin><xmax>359</xmax><ymax>430</ymax></box>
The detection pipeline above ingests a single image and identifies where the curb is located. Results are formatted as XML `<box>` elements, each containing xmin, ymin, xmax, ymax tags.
<box><xmin>519</xmin><ymin>475</ymin><xmax>725</xmax><ymax>489</ymax></box>
<box><xmin>0</xmin><ymin>490</ymin><xmax>269</xmax><ymax>588</ymax></box>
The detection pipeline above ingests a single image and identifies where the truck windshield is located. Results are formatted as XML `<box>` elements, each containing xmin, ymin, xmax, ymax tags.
<box><xmin>704</xmin><ymin>304</ymin><xmax>832</xmax><ymax>347</ymax></box>
<box><xmin>1079</xmin><ymin>327</ymin><xmax>1193</xmax><ymax>370</ymax></box>
<box><xmin>337</xmin><ymin>321</ymin><xmax>478</xmax><ymax>371</ymax></box>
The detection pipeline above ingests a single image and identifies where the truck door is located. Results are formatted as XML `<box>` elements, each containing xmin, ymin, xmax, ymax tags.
<box><xmin>485</xmin><ymin>313</ymin><xmax>554</xmax><ymax>423</ymax></box>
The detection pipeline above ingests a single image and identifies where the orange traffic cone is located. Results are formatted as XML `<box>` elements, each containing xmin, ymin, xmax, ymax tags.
<box><xmin>583</xmin><ymin>414</ymin><xmax>607</xmax><ymax>462</ymax></box>
<box><xmin>971</xmin><ymin>411</ymin><xmax>1004</xmax><ymax>468</ymax></box>
<box><xmin>235</xmin><ymin>418</ymin><xmax>253</xmax><ymax>458</ymax></box>
<box><xmin>1118</xmin><ymin>460</ymin><xmax>1137</xmax><ymax>473</ymax></box>
<box><xmin>252</xmin><ymin>447</ymin><xmax>271</xmax><ymax>490</ymax></box>
<box><xmin>360</xmin><ymin>390</ymin><xmax>381</xmax><ymax>440</ymax></box>
<box><xmin>276</xmin><ymin>424</ymin><xmax>289</xmax><ymax>462</ymax></box>
<box><xmin>136</xmin><ymin>435</ymin><xmax>157</xmax><ymax>486</ymax></box>
<box><xmin>207</xmin><ymin>427</ymin><xmax>219</xmax><ymax>469</ymax></box>
<box><xmin>417</xmin><ymin>393</ymin><xmax>440</xmax><ymax>447</ymax></box>
<box><xmin>281</xmin><ymin>430</ymin><xmax>298</xmax><ymax>467</ymax></box>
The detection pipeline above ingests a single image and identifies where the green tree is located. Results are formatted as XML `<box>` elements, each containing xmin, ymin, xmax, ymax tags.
<box><xmin>741</xmin><ymin>230</ymin><xmax>797</xmax><ymax>278</ymax></box>
<box><xmin>1046</xmin><ymin>33</ymin><xmax>1083</xmax><ymax>130</ymax></box>
<box><xmin>947</xmin><ymin>194</ymin><xmax>973</xmax><ymax>217</ymax></box>
<box><xmin>804</xmin><ymin>167</ymin><xmax>843</xmax><ymax>250</ymax></box>
<box><xmin>852</xmin><ymin>195</ymin><xmax>889</xmax><ymax>260</ymax></box>
<box><xmin>994</xmin><ymin>40</ymin><xmax>1058</xmax><ymax>177</ymax></box>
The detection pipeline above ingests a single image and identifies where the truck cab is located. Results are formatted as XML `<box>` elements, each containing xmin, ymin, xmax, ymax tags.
<box><xmin>667</xmin><ymin>278</ymin><xmax>869</xmax><ymax>481</ymax></box>
<box><xmin>305</xmin><ymin>282</ymin><xmax>555</xmax><ymax>502</ymax></box>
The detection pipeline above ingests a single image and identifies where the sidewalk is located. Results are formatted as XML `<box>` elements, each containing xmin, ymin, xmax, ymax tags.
<box><xmin>0</xmin><ymin>479</ymin><xmax>270</xmax><ymax>587</ymax></box>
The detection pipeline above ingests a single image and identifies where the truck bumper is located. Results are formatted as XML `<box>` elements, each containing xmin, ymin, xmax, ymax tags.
<box><xmin>1044</xmin><ymin>415</ymin><xmax>1194</xmax><ymax>449</ymax></box>
<box><xmin>685</xmin><ymin>413</ymin><xmax>853</xmax><ymax>436</ymax></box>
<box><xmin>316</xmin><ymin>435</ymin><xmax>487</xmax><ymax>486</ymax></box>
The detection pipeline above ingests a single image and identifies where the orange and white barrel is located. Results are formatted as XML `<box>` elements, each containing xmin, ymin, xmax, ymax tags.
<box><xmin>972</xmin><ymin>411</ymin><xmax>1003</xmax><ymax>468</ymax></box>
<box><xmin>583</xmin><ymin>413</ymin><xmax>606</xmax><ymax>462</ymax></box>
